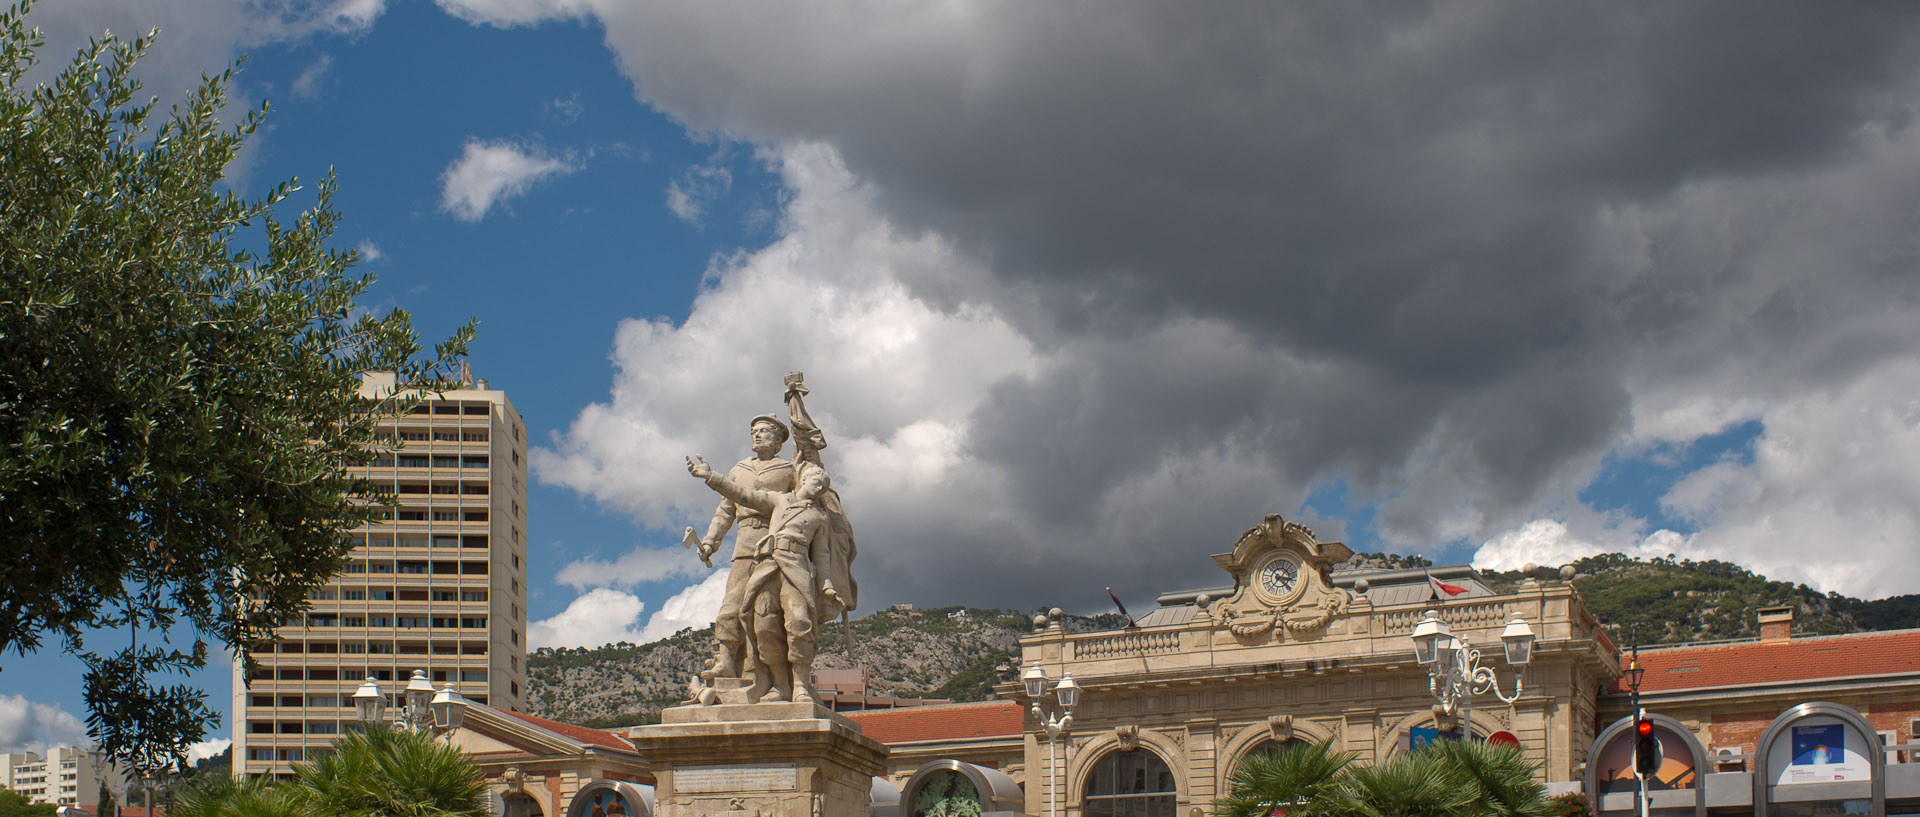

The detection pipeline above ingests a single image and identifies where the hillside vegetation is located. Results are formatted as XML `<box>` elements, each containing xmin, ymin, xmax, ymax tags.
<box><xmin>525</xmin><ymin>556</ymin><xmax>1918</xmax><ymax>725</ymax></box>
<box><xmin>1486</xmin><ymin>553</ymin><xmax>1919</xmax><ymax>646</ymax></box>
<box><xmin>526</xmin><ymin>606</ymin><xmax>1124</xmax><ymax>727</ymax></box>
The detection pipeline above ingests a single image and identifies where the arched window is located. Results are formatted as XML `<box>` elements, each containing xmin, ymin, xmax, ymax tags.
<box><xmin>1082</xmin><ymin>748</ymin><xmax>1177</xmax><ymax>817</ymax></box>
<box><xmin>1240</xmin><ymin>737</ymin><xmax>1309</xmax><ymax>764</ymax></box>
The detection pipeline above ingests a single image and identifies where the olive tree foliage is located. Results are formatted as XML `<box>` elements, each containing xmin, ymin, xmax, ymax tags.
<box><xmin>0</xmin><ymin>1</ymin><xmax>474</xmax><ymax>775</ymax></box>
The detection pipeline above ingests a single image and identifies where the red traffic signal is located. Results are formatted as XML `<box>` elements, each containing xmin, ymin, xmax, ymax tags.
<box><xmin>1634</xmin><ymin>718</ymin><xmax>1662</xmax><ymax>776</ymax></box>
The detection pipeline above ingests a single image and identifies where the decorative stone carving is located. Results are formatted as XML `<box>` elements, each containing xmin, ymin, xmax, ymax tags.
<box><xmin>1116</xmin><ymin>725</ymin><xmax>1140</xmax><ymax>752</ymax></box>
<box><xmin>501</xmin><ymin>766</ymin><xmax>524</xmax><ymax>793</ymax></box>
<box><xmin>1267</xmin><ymin>714</ymin><xmax>1293</xmax><ymax>743</ymax></box>
<box><xmin>1206</xmin><ymin>515</ymin><xmax>1354</xmax><ymax>641</ymax></box>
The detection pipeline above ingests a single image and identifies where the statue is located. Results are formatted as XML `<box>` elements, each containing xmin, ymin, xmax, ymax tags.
<box><xmin>687</xmin><ymin>413</ymin><xmax>797</xmax><ymax>685</ymax></box>
<box><xmin>684</xmin><ymin>373</ymin><xmax>858</xmax><ymax>703</ymax></box>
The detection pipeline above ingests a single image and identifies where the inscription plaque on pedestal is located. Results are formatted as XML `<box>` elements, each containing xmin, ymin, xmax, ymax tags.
<box><xmin>674</xmin><ymin>765</ymin><xmax>799</xmax><ymax>793</ymax></box>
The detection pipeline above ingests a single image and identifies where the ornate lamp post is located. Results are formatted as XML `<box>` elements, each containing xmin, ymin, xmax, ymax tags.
<box><xmin>353</xmin><ymin>670</ymin><xmax>468</xmax><ymax>736</ymax></box>
<box><xmin>1409</xmin><ymin>610</ymin><xmax>1535</xmax><ymax>741</ymax></box>
<box><xmin>1026</xmin><ymin>610</ymin><xmax>1081</xmax><ymax>817</ymax></box>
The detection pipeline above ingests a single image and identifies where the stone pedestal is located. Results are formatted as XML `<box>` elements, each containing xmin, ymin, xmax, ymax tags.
<box><xmin>627</xmin><ymin>702</ymin><xmax>889</xmax><ymax>817</ymax></box>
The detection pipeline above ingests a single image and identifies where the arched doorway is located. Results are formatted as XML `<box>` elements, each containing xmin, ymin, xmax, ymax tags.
<box><xmin>565</xmin><ymin>781</ymin><xmax>652</xmax><ymax>817</ymax></box>
<box><xmin>1082</xmin><ymin>747</ymin><xmax>1178</xmax><ymax>817</ymax></box>
<box><xmin>899</xmin><ymin>760</ymin><xmax>1023</xmax><ymax>817</ymax></box>
<box><xmin>502</xmin><ymin>793</ymin><xmax>543</xmax><ymax>817</ymax></box>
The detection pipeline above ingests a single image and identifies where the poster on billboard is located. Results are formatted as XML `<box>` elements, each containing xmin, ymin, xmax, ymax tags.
<box><xmin>1769</xmin><ymin>716</ymin><xmax>1872</xmax><ymax>785</ymax></box>
<box><xmin>1407</xmin><ymin>726</ymin><xmax>1464</xmax><ymax>751</ymax></box>
<box><xmin>1594</xmin><ymin>722</ymin><xmax>1697</xmax><ymax>795</ymax></box>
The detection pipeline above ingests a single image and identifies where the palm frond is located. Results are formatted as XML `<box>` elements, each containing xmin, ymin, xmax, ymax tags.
<box><xmin>1328</xmin><ymin>750</ymin><xmax>1475</xmax><ymax>817</ymax></box>
<box><xmin>1216</xmin><ymin>739</ymin><xmax>1354</xmax><ymax>817</ymax></box>
<box><xmin>1430</xmin><ymin>739</ymin><xmax>1552</xmax><ymax>817</ymax></box>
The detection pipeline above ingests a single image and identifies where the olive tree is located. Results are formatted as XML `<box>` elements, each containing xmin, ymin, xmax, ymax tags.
<box><xmin>0</xmin><ymin>1</ymin><xmax>473</xmax><ymax>774</ymax></box>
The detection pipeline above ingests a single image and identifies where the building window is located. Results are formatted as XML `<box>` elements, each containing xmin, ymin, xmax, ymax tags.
<box><xmin>1082</xmin><ymin>748</ymin><xmax>1178</xmax><ymax>817</ymax></box>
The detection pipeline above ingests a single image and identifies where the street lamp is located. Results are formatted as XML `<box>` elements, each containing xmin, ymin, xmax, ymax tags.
<box><xmin>353</xmin><ymin>670</ymin><xmax>468</xmax><ymax>737</ymax></box>
<box><xmin>1408</xmin><ymin>610</ymin><xmax>1535</xmax><ymax>740</ymax></box>
<box><xmin>1027</xmin><ymin>610</ymin><xmax>1080</xmax><ymax>817</ymax></box>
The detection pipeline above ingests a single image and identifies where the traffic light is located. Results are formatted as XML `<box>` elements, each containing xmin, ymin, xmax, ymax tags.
<box><xmin>1634</xmin><ymin>718</ymin><xmax>1662</xmax><ymax>776</ymax></box>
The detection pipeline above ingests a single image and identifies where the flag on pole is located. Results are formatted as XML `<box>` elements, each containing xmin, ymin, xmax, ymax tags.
<box><xmin>1428</xmin><ymin>573</ymin><xmax>1469</xmax><ymax>600</ymax></box>
<box><xmin>1107</xmin><ymin>587</ymin><xmax>1138</xmax><ymax>628</ymax></box>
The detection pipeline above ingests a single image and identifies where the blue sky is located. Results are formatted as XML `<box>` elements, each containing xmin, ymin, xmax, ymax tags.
<box><xmin>7</xmin><ymin>0</ymin><xmax>1920</xmax><ymax>760</ymax></box>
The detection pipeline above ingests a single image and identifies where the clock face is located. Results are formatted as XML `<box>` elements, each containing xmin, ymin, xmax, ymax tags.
<box><xmin>1257</xmin><ymin>553</ymin><xmax>1302</xmax><ymax>599</ymax></box>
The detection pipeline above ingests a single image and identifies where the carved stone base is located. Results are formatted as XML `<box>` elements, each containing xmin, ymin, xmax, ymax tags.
<box><xmin>627</xmin><ymin>702</ymin><xmax>888</xmax><ymax>817</ymax></box>
<box><xmin>690</xmin><ymin>676</ymin><xmax>759</xmax><ymax>706</ymax></box>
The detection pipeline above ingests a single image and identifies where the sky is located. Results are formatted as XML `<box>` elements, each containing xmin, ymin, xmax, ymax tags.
<box><xmin>7</xmin><ymin>0</ymin><xmax>1920</xmax><ymax>760</ymax></box>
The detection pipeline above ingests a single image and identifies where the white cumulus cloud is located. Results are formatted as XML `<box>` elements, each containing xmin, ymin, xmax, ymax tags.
<box><xmin>530</xmin><ymin>587</ymin><xmax>648</xmax><ymax>649</ymax></box>
<box><xmin>532</xmin><ymin>572</ymin><xmax>732</xmax><ymax>649</ymax></box>
<box><xmin>1474</xmin><ymin>519</ymin><xmax>1688</xmax><ymax>574</ymax></box>
<box><xmin>554</xmin><ymin>546</ymin><xmax>707</xmax><ymax>590</ymax></box>
<box><xmin>186</xmin><ymin>738</ymin><xmax>232</xmax><ymax>764</ymax></box>
<box><xmin>0</xmin><ymin>695</ymin><xmax>90</xmax><ymax>755</ymax></box>
<box><xmin>438</xmin><ymin>139</ymin><xmax>580</xmax><ymax>222</ymax></box>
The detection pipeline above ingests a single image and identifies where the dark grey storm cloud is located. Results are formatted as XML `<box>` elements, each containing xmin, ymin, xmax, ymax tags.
<box><xmin>535</xmin><ymin>0</ymin><xmax>1920</xmax><ymax>608</ymax></box>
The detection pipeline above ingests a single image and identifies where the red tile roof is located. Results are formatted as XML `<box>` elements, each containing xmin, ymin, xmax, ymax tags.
<box><xmin>497</xmin><ymin>709</ymin><xmax>637</xmax><ymax>753</ymax></box>
<box><xmin>845</xmin><ymin>701</ymin><xmax>1023</xmax><ymax>745</ymax></box>
<box><xmin>1611</xmin><ymin>629</ymin><xmax>1920</xmax><ymax>694</ymax></box>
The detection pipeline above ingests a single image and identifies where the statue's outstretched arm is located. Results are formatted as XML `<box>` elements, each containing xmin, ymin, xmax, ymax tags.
<box><xmin>686</xmin><ymin>454</ymin><xmax>777</xmax><ymax>515</ymax></box>
<box><xmin>705</xmin><ymin>473</ymin><xmax>779</xmax><ymax>515</ymax></box>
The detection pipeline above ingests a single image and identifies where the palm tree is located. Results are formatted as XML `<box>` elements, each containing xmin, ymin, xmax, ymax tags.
<box><xmin>169</xmin><ymin>774</ymin><xmax>302</xmax><ymax>817</ymax></box>
<box><xmin>1215</xmin><ymin>739</ymin><xmax>1355</xmax><ymax>817</ymax></box>
<box><xmin>293</xmin><ymin>726</ymin><xmax>488</xmax><ymax>817</ymax></box>
<box><xmin>1427</xmin><ymin>740</ymin><xmax>1552</xmax><ymax>817</ymax></box>
<box><xmin>1324</xmin><ymin>748</ymin><xmax>1475</xmax><ymax>817</ymax></box>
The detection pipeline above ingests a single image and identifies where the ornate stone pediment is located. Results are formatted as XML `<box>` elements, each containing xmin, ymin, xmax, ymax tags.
<box><xmin>1206</xmin><ymin>514</ymin><xmax>1353</xmax><ymax>641</ymax></box>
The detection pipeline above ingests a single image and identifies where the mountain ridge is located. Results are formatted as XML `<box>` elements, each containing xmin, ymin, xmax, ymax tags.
<box><xmin>524</xmin><ymin>555</ymin><xmax>1919</xmax><ymax>726</ymax></box>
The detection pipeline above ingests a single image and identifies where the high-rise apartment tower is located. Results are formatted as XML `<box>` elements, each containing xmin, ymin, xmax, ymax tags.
<box><xmin>0</xmin><ymin>747</ymin><xmax>125</xmax><ymax>807</ymax></box>
<box><xmin>233</xmin><ymin>372</ymin><xmax>530</xmax><ymax>778</ymax></box>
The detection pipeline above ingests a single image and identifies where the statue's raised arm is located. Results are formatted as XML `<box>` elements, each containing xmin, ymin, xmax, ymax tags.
<box><xmin>784</xmin><ymin>371</ymin><xmax>827</xmax><ymax>463</ymax></box>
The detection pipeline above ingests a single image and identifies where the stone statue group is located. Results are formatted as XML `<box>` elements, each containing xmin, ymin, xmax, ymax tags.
<box><xmin>683</xmin><ymin>372</ymin><xmax>858</xmax><ymax>705</ymax></box>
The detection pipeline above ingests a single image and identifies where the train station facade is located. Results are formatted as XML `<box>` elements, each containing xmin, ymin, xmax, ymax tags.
<box><xmin>443</xmin><ymin>513</ymin><xmax>1920</xmax><ymax>816</ymax></box>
